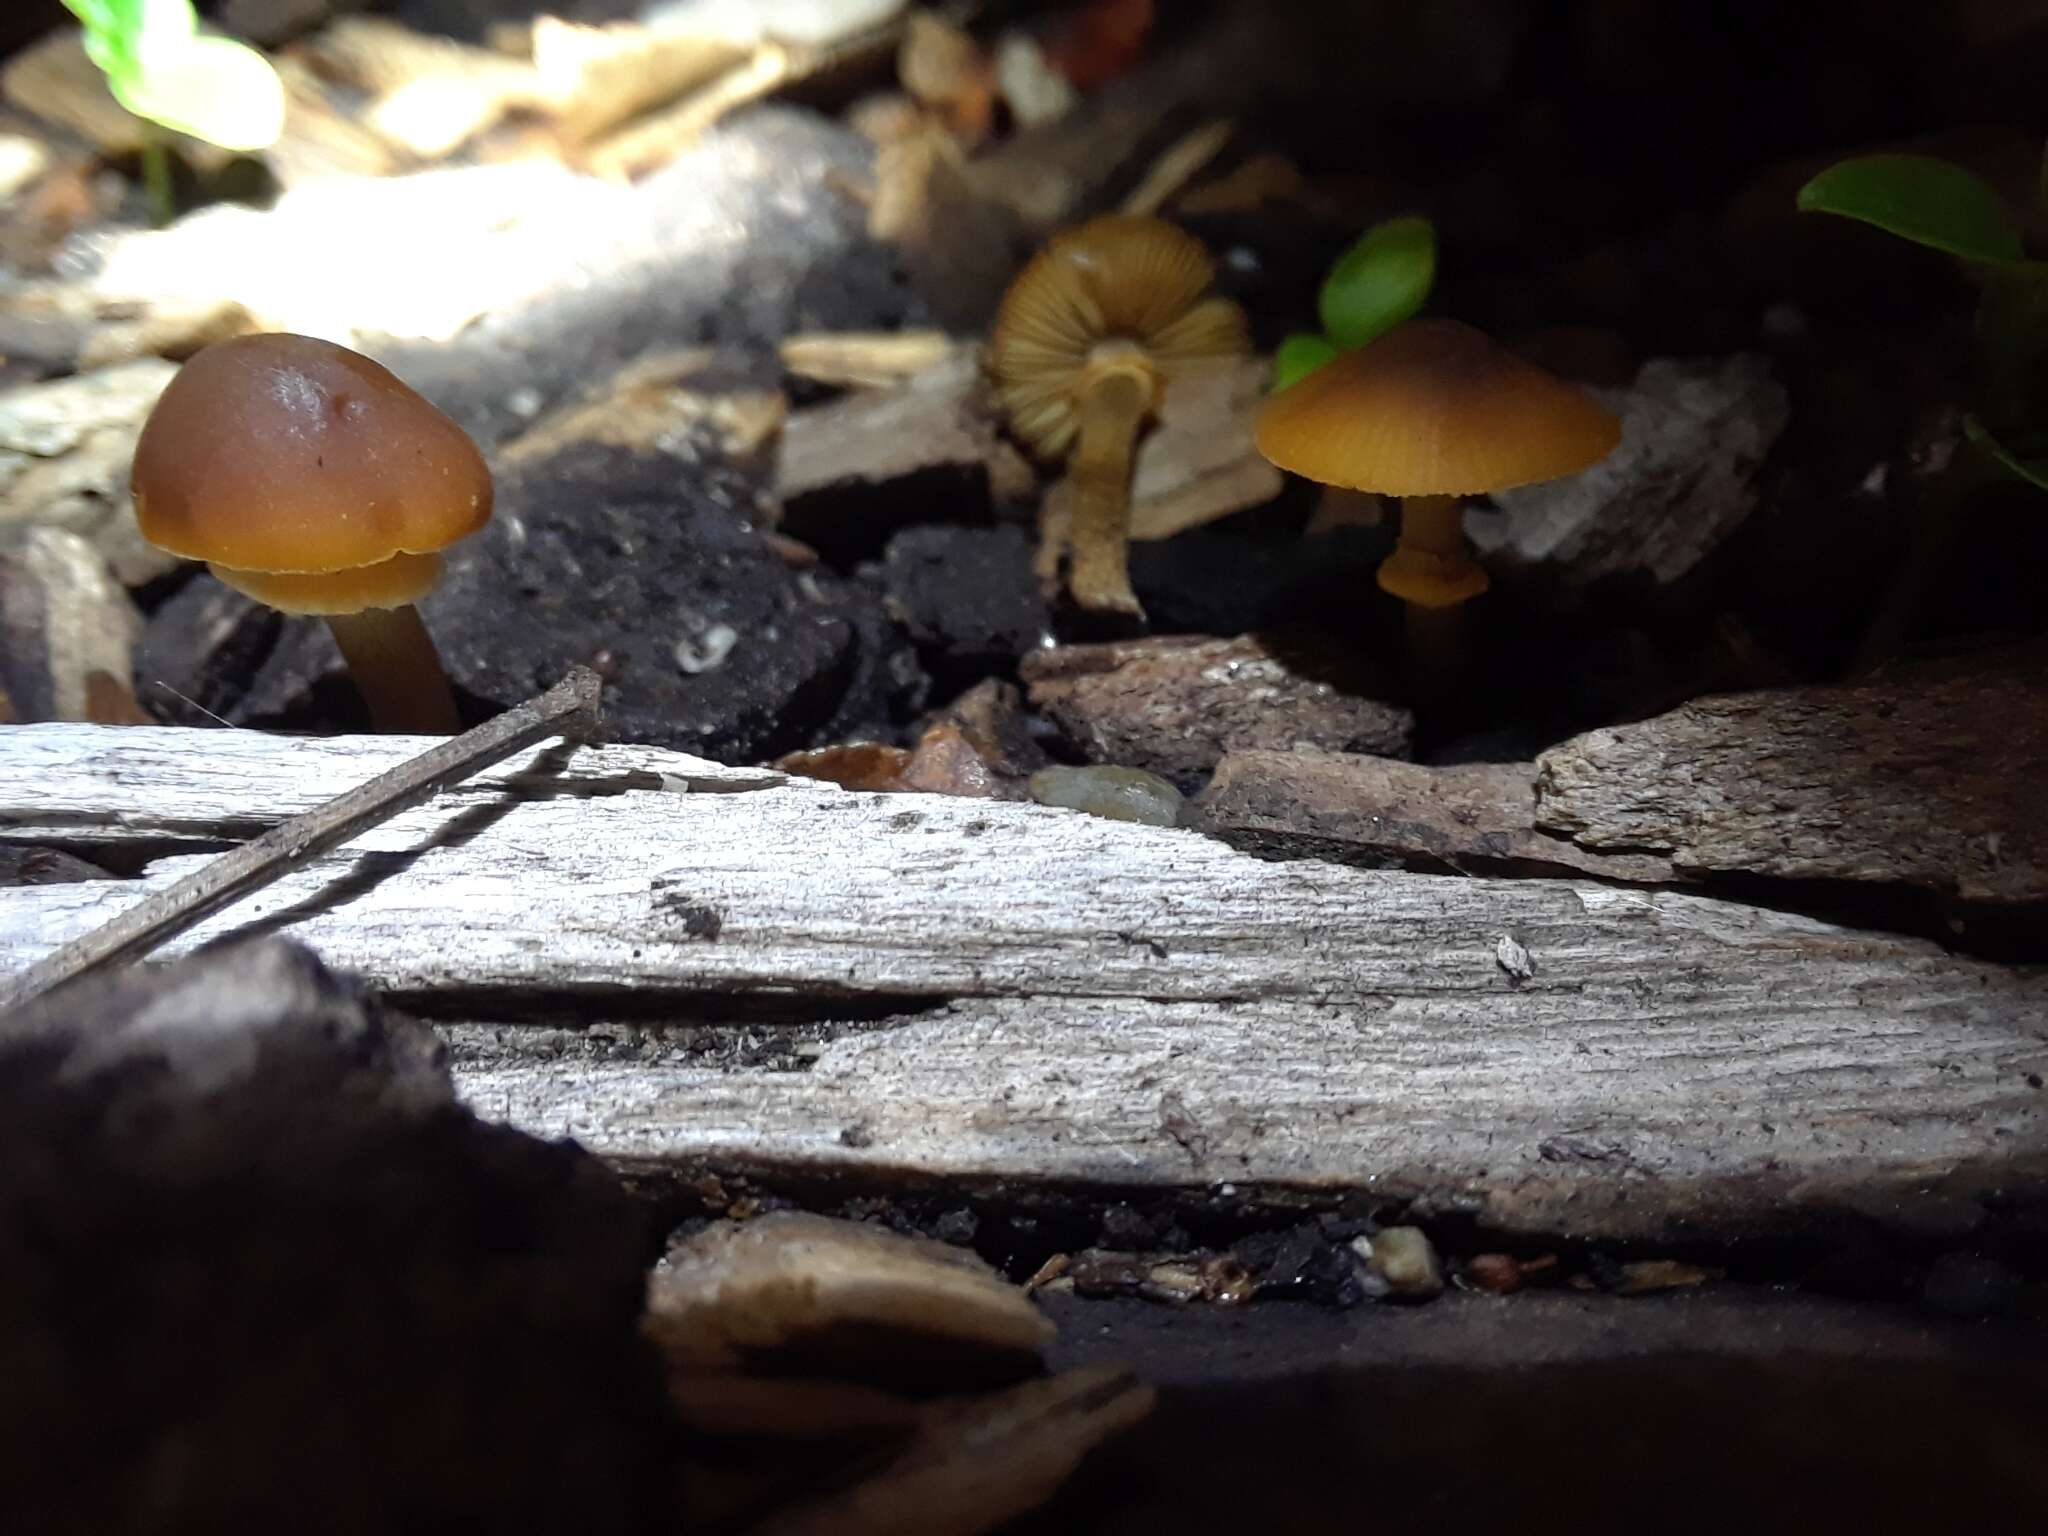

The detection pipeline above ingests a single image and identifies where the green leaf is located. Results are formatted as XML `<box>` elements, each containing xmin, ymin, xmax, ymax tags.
<box><xmin>113</xmin><ymin>32</ymin><xmax>285</xmax><ymax>152</ymax></box>
<box><xmin>1796</xmin><ymin>154</ymin><xmax>2024</xmax><ymax>264</ymax></box>
<box><xmin>1965</xmin><ymin>414</ymin><xmax>2048</xmax><ymax>494</ymax></box>
<box><xmin>1271</xmin><ymin>333</ymin><xmax>1340</xmax><ymax>393</ymax></box>
<box><xmin>1317</xmin><ymin>214</ymin><xmax>1436</xmax><ymax>350</ymax></box>
<box><xmin>62</xmin><ymin>0</ymin><xmax>191</xmax><ymax>89</ymax></box>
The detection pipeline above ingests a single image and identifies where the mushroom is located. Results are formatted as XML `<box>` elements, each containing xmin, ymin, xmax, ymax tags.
<box><xmin>1253</xmin><ymin>317</ymin><xmax>1620</xmax><ymax>684</ymax></box>
<box><xmin>132</xmin><ymin>333</ymin><xmax>492</xmax><ymax>734</ymax></box>
<box><xmin>988</xmin><ymin>214</ymin><xmax>1248</xmax><ymax>619</ymax></box>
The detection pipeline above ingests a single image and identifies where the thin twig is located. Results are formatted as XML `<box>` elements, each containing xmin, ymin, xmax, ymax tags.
<box><xmin>0</xmin><ymin>667</ymin><xmax>604</xmax><ymax>1016</ymax></box>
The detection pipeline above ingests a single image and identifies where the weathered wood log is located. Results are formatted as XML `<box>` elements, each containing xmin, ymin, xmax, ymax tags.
<box><xmin>1534</xmin><ymin>647</ymin><xmax>2048</xmax><ymax>903</ymax></box>
<box><xmin>2</xmin><ymin>723</ymin><xmax>2044</xmax><ymax>1246</ymax></box>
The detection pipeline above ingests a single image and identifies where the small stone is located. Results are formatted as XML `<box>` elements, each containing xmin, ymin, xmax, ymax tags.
<box><xmin>1028</xmin><ymin>765</ymin><xmax>1184</xmax><ymax>828</ymax></box>
<box><xmin>1462</xmin><ymin>1253</ymin><xmax>1524</xmax><ymax>1295</ymax></box>
<box><xmin>1357</xmin><ymin>1226</ymin><xmax>1444</xmax><ymax>1301</ymax></box>
<box><xmin>1022</xmin><ymin>633</ymin><xmax>1413</xmax><ymax>792</ymax></box>
<box><xmin>993</xmin><ymin>33</ymin><xmax>1078</xmax><ymax>128</ymax></box>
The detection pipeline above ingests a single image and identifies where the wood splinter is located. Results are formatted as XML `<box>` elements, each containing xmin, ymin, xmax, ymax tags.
<box><xmin>0</xmin><ymin>666</ymin><xmax>604</xmax><ymax>1016</ymax></box>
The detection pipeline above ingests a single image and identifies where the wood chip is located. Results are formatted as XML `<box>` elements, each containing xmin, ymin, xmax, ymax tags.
<box><xmin>1118</xmin><ymin>117</ymin><xmax>1234</xmax><ymax>217</ymax></box>
<box><xmin>1126</xmin><ymin>355</ymin><xmax>1284</xmax><ymax>540</ymax></box>
<box><xmin>780</xmin><ymin>330</ymin><xmax>964</xmax><ymax>389</ymax></box>
<box><xmin>776</xmin><ymin>349</ymin><xmax>996</xmax><ymax>502</ymax></box>
<box><xmin>646</xmin><ymin>1212</ymin><xmax>1055</xmax><ymax>1377</ymax></box>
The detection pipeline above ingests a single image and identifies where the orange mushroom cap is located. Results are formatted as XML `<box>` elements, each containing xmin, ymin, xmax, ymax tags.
<box><xmin>132</xmin><ymin>333</ymin><xmax>492</xmax><ymax>614</ymax></box>
<box><xmin>1253</xmin><ymin>317</ymin><xmax>1622</xmax><ymax>497</ymax></box>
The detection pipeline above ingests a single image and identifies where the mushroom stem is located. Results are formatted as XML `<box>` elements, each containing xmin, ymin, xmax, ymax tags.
<box><xmin>1387</xmin><ymin>494</ymin><xmax>1486</xmax><ymax>708</ymax></box>
<box><xmin>1397</xmin><ymin>494</ymin><xmax>1468</xmax><ymax>564</ymax></box>
<box><xmin>1065</xmin><ymin>369</ymin><xmax>1150</xmax><ymax>616</ymax></box>
<box><xmin>324</xmin><ymin>605</ymin><xmax>462</xmax><ymax>735</ymax></box>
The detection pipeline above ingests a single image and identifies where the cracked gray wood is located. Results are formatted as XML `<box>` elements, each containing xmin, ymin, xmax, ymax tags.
<box><xmin>1</xmin><ymin>722</ymin><xmax>2044</xmax><ymax>1241</ymax></box>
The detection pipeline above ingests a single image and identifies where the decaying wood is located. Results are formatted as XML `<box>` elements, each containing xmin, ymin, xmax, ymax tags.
<box><xmin>1</xmin><ymin>722</ymin><xmax>2044</xmax><ymax>1244</ymax></box>
<box><xmin>776</xmin><ymin>350</ymin><xmax>999</xmax><ymax>502</ymax></box>
<box><xmin>1125</xmin><ymin>356</ymin><xmax>1283</xmax><ymax>541</ymax></box>
<box><xmin>1021</xmin><ymin>635</ymin><xmax>1413</xmax><ymax>789</ymax></box>
<box><xmin>0</xmin><ymin>668</ymin><xmax>601</xmax><ymax>1012</ymax></box>
<box><xmin>775</xmin><ymin>351</ymin><xmax>1278</xmax><ymax>536</ymax></box>
<box><xmin>1198</xmin><ymin>748</ymin><xmax>1677</xmax><ymax>883</ymax></box>
<box><xmin>1534</xmin><ymin>648</ymin><xmax>2048</xmax><ymax>903</ymax></box>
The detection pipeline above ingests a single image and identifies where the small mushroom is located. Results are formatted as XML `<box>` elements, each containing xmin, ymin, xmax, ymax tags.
<box><xmin>132</xmin><ymin>333</ymin><xmax>493</xmax><ymax>733</ymax></box>
<box><xmin>1253</xmin><ymin>317</ymin><xmax>1620</xmax><ymax>687</ymax></box>
<box><xmin>988</xmin><ymin>214</ymin><xmax>1248</xmax><ymax>619</ymax></box>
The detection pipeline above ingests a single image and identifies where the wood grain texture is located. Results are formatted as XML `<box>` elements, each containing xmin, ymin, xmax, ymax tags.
<box><xmin>4</xmin><ymin>723</ymin><xmax>2045</xmax><ymax>1240</ymax></box>
<box><xmin>1534</xmin><ymin>650</ymin><xmax>2048</xmax><ymax>902</ymax></box>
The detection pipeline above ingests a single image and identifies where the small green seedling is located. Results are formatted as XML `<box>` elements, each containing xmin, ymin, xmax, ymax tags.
<box><xmin>1272</xmin><ymin>213</ymin><xmax>1436</xmax><ymax>391</ymax></box>
<box><xmin>1798</xmin><ymin>148</ymin><xmax>2048</xmax><ymax>667</ymax></box>
<box><xmin>1798</xmin><ymin>151</ymin><xmax>2048</xmax><ymax>490</ymax></box>
<box><xmin>62</xmin><ymin>0</ymin><xmax>286</xmax><ymax>221</ymax></box>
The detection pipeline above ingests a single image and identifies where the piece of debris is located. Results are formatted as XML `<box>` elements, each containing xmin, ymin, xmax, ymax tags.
<box><xmin>1126</xmin><ymin>355</ymin><xmax>1285</xmax><ymax>541</ymax></box>
<box><xmin>1119</xmin><ymin>117</ymin><xmax>1234</xmax><ymax>217</ymax></box>
<box><xmin>428</xmin><ymin>439</ymin><xmax>920</xmax><ymax>759</ymax></box>
<box><xmin>1606</xmin><ymin>1260</ymin><xmax>1720</xmax><ymax>1296</ymax></box>
<box><xmin>777</xmin><ymin>741</ymin><xmax>915</xmax><ymax>791</ymax></box>
<box><xmin>1027</xmin><ymin>764</ymin><xmax>1185</xmax><ymax>827</ymax></box>
<box><xmin>899</xmin><ymin>12</ymin><xmax>996</xmax><ymax>147</ymax></box>
<box><xmin>529</xmin><ymin>14</ymin><xmax>748</xmax><ymax>149</ymax></box>
<box><xmin>645</xmin><ymin>1211</ymin><xmax>1055</xmax><ymax>1386</ymax></box>
<box><xmin>303</xmin><ymin>15</ymin><xmax>548</xmax><ymax>159</ymax></box>
<box><xmin>0</xmin><ymin>846</ymin><xmax>115</xmax><ymax>887</ymax></box>
<box><xmin>0</xmin><ymin>527</ymin><xmax>142</xmax><ymax>724</ymax></box>
<box><xmin>991</xmin><ymin>33</ymin><xmax>1078</xmax><ymax>129</ymax></box>
<box><xmin>1197</xmin><ymin>747</ymin><xmax>1683</xmax><ymax>880</ymax></box>
<box><xmin>1023</xmin><ymin>633</ymin><xmax>1413</xmax><ymax>791</ymax></box>
<box><xmin>1468</xmin><ymin>354</ymin><xmax>1791</xmax><ymax>588</ymax></box>
<box><xmin>0</xmin><ymin>940</ymin><xmax>675</xmax><ymax>1532</ymax></box>
<box><xmin>0</xmin><ymin>359</ymin><xmax>179</xmax><ymax>584</ymax></box>
<box><xmin>75</xmin><ymin>298</ymin><xmax>260</xmax><ymax>370</ymax></box>
<box><xmin>1494</xmin><ymin>932</ymin><xmax>1536</xmax><ymax>983</ymax></box>
<box><xmin>780</xmin><ymin>329</ymin><xmax>963</xmax><ymax>389</ymax></box>
<box><xmin>880</xmin><ymin>526</ymin><xmax>1052</xmax><ymax>681</ymax></box>
<box><xmin>1533</xmin><ymin>645</ymin><xmax>2048</xmax><ymax>903</ymax></box>
<box><xmin>749</xmin><ymin>1363</ymin><xmax>1154</xmax><ymax>1536</ymax></box>
<box><xmin>776</xmin><ymin>350</ymin><xmax>1001</xmax><ymax>510</ymax></box>
<box><xmin>0</xmin><ymin>132</ymin><xmax>48</xmax><ymax>200</ymax></box>
<box><xmin>1</xmin><ymin>28</ymin><xmax>232</xmax><ymax>172</ymax></box>
<box><xmin>1042</xmin><ymin>1248</ymin><xmax>1257</xmax><ymax>1305</ymax></box>
<box><xmin>1355</xmin><ymin>1226</ymin><xmax>1445</xmax><ymax>1300</ymax></box>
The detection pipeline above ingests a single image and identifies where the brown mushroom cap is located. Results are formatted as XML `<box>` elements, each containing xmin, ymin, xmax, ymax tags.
<box><xmin>988</xmin><ymin>214</ymin><xmax>1249</xmax><ymax>459</ymax></box>
<box><xmin>132</xmin><ymin>333</ymin><xmax>491</xmax><ymax>611</ymax></box>
<box><xmin>1253</xmin><ymin>317</ymin><xmax>1621</xmax><ymax>497</ymax></box>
